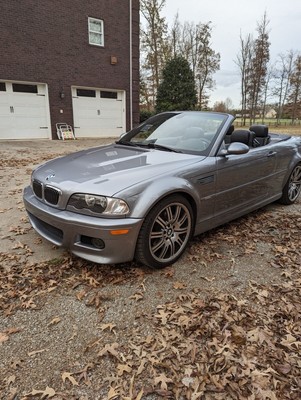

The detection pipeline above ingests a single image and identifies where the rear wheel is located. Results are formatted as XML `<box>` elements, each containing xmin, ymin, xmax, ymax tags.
<box><xmin>135</xmin><ymin>195</ymin><xmax>193</xmax><ymax>269</ymax></box>
<box><xmin>279</xmin><ymin>164</ymin><xmax>301</xmax><ymax>205</ymax></box>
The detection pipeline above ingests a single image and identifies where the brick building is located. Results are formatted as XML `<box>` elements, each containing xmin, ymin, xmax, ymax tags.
<box><xmin>0</xmin><ymin>0</ymin><xmax>140</xmax><ymax>139</ymax></box>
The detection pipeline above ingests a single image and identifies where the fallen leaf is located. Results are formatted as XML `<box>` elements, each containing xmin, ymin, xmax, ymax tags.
<box><xmin>98</xmin><ymin>342</ymin><xmax>119</xmax><ymax>358</ymax></box>
<box><xmin>154</xmin><ymin>373</ymin><xmax>173</xmax><ymax>390</ymax></box>
<box><xmin>62</xmin><ymin>371</ymin><xmax>79</xmax><ymax>386</ymax></box>
<box><xmin>26</xmin><ymin>386</ymin><xmax>56</xmax><ymax>398</ymax></box>
<box><xmin>48</xmin><ymin>317</ymin><xmax>61</xmax><ymax>327</ymax></box>
<box><xmin>137</xmin><ymin>358</ymin><xmax>147</xmax><ymax>375</ymax></box>
<box><xmin>107</xmin><ymin>386</ymin><xmax>120</xmax><ymax>399</ymax></box>
<box><xmin>28</xmin><ymin>349</ymin><xmax>47</xmax><ymax>357</ymax></box>
<box><xmin>5</xmin><ymin>375</ymin><xmax>16</xmax><ymax>386</ymax></box>
<box><xmin>173</xmin><ymin>281</ymin><xmax>186</xmax><ymax>290</ymax></box>
<box><xmin>155</xmin><ymin>309</ymin><xmax>169</xmax><ymax>325</ymax></box>
<box><xmin>117</xmin><ymin>363</ymin><xmax>132</xmax><ymax>376</ymax></box>
<box><xmin>0</xmin><ymin>332</ymin><xmax>9</xmax><ymax>344</ymax></box>
<box><xmin>100</xmin><ymin>323</ymin><xmax>116</xmax><ymax>332</ymax></box>
<box><xmin>200</xmin><ymin>276</ymin><xmax>215</xmax><ymax>282</ymax></box>
<box><xmin>162</xmin><ymin>267</ymin><xmax>175</xmax><ymax>278</ymax></box>
<box><xmin>129</xmin><ymin>292</ymin><xmax>144</xmax><ymax>301</ymax></box>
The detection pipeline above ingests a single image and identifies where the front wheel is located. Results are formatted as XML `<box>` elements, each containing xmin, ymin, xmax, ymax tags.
<box><xmin>279</xmin><ymin>164</ymin><xmax>301</xmax><ymax>205</ymax></box>
<box><xmin>135</xmin><ymin>195</ymin><xmax>193</xmax><ymax>269</ymax></box>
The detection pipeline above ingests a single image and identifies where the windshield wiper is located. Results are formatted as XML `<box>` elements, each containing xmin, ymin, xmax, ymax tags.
<box><xmin>146</xmin><ymin>142</ymin><xmax>182</xmax><ymax>153</ymax></box>
<box><xmin>115</xmin><ymin>139</ymin><xmax>140</xmax><ymax>147</ymax></box>
<box><xmin>115</xmin><ymin>140</ymin><xmax>181</xmax><ymax>153</ymax></box>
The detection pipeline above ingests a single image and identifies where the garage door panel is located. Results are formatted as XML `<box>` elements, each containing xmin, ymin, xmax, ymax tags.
<box><xmin>0</xmin><ymin>117</ymin><xmax>11</xmax><ymax>130</ymax></box>
<box><xmin>13</xmin><ymin>114</ymin><xmax>47</xmax><ymax>129</ymax></box>
<box><xmin>14</xmin><ymin>104</ymin><xmax>48</xmax><ymax>118</ymax></box>
<box><xmin>75</xmin><ymin>109</ymin><xmax>100</xmax><ymax>119</ymax></box>
<box><xmin>100</xmin><ymin>107</ymin><xmax>121</xmax><ymax>117</ymax></box>
<box><xmin>0</xmin><ymin>90</ymin><xmax>11</xmax><ymax>133</ymax></box>
<box><xmin>0</xmin><ymin>82</ymin><xmax>51</xmax><ymax>139</ymax></box>
<box><xmin>97</xmin><ymin>119</ymin><xmax>121</xmax><ymax>129</ymax></box>
<box><xmin>100</xmin><ymin>100</ymin><xmax>121</xmax><ymax>110</ymax></box>
<box><xmin>11</xmin><ymin>126</ymin><xmax>49</xmax><ymax>139</ymax></box>
<box><xmin>72</xmin><ymin>88</ymin><xmax>125</xmax><ymax>138</ymax></box>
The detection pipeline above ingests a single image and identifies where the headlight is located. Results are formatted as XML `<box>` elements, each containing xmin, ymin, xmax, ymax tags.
<box><xmin>67</xmin><ymin>193</ymin><xmax>129</xmax><ymax>216</ymax></box>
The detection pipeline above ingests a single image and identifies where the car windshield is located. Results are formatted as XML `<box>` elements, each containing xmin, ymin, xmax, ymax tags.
<box><xmin>119</xmin><ymin>112</ymin><xmax>229</xmax><ymax>155</ymax></box>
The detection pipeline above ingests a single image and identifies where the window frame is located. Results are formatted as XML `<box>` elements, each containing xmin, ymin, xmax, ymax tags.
<box><xmin>12</xmin><ymin>83</ymin><xmax>38</xmax><ymax>94</ymax></box>
<box><xmin>100</xmin><ymin>91</ymin><xmax>118</xmax><ymax>100</ymax></box>
<box><xmin>88</xmin><ymin>17</ymin><xmax>104</xmax><ymax>47</ymax></box>
<box><xmin>76</xmin><ymin>89</ymin><xmax>96</xmax><ymax>98</ymax></box>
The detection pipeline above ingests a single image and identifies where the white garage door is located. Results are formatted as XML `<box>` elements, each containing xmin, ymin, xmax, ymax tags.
<box><xmin>0</xmin><ymin>82</ymin><xmax>51</xmax><ymax>139</ymax></box>
<box><xmin>72</xmin><ymin>87</ymin><xmax>125</xmax><ymax>137</ymax></box>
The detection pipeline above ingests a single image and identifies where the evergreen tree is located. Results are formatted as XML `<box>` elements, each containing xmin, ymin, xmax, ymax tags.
<box><xmin>155</xmin><ymin>56</ymin><xmax>197</xmax><ymax>113</ymax></box>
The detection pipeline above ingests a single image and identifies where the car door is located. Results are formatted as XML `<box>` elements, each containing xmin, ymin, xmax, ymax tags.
<box><xmin>214</xmin><ymin>146</ymin><xmax>277</xmax><ymax>222</ymax></box>
<box><xmin>183</xmin><ymin>157</ymin><xmax>218</xmax><ymax>235</ymax></box>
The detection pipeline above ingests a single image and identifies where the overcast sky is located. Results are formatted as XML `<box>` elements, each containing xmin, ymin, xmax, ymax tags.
<box><xmin>160</xmin><ymin>0</ymin><xmax>301</xmax><ymax>107</ymax></box>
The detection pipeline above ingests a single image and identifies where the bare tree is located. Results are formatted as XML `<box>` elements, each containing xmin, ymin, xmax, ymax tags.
<box><xmin>289</xmin><ymin>54</ymin><xmax>301</xmax><ymax>123</ymax></box>
<box><xmin>141</xmin><ymin>6</ymin><xmax>220</xmax><ymax>111</ymax></box>
<box><xmin>248</xmin><ymin>12</ymin><xmax>270</xmax><ymax>123</ymax></box>
<box><xmin>140</xmin><ymin>0</ymin><xmax>169</xmax><ymax>108</ymax></box>
<box><xmin>196</xmin><ymin>23</ymin><xmax>220</xmax><ymax>109</ymax></box>
<box><xmin>225</xmin><ymin>97</ymin><xmax>234</xmax><ymax>112</ymax></box>
<box><xmin>139</xmin><ymin>74</ymin><xmax>153</xmax><ymax>112</ymax></box>
<box><xmin>213</xmin><ymin>98</ymin><xmax>234</xmax><ymax>112</ymax></box>
<box><xmin>169</xmin><ymin>12</ymin><xmax>181</xmax><ymax>58</ymax></box>
<box><xmin>260</xmin><ymin>63</ymin><xmax>274</xmax><ymax>122</ymax></box>
<box><xmin>168</xmin><ymin>20</ymin><xmax>220</xmax><ymax>109</ymax></box>
<box><xmin>213</xmin><ymin>101</ymin><xmax>227</xmax><ymax>112</ymax></box>
<box><xmin>273</xmin><ymin>50</ymin><xmax>295</xmax><ymax>123</ymax></box>
<box><xmin>236</xmin><ymin>33</ymin><xmax>253</xmax><ymax>125</ymax></box>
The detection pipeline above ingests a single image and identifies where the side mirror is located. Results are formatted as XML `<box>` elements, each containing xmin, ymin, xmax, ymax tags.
<box><xmin>220</xmin><ymin>142</ymin><xmax>249</xmax><ymax>156</ymax></box>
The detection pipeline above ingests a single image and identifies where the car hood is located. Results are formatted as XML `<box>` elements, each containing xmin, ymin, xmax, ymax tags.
<box><xmin>33</xmin><ymin>144</ymin><xmax>203</xmax><ymax>196</ymax></box>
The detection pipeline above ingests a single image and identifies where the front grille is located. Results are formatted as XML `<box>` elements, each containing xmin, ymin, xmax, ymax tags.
<box><xmin>32</xmin><ymin>179</ymin><xmax>61</xmax><ymax>206</ymax></box>
<box><xmin>44</xmin><ymin>186</ymin><xmax>60</xmax><ymax>205</ymax></box>
<box><xmin>32</xmin><ymin>180</ymin><xmax>43</xmax><ymax>198</ymax></box>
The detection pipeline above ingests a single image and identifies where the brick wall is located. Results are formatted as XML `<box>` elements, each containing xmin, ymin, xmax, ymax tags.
<box><xmin>0</xmin><ymin>0</ymin><xmax>140</xmax><ymax>138</ymax></box>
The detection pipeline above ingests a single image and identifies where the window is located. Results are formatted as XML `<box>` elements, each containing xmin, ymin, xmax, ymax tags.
<box><xmin>76</xmin><ymin>89</ymin><xmax>96</xmax><ymax>97</ymax></box>
<box><xmin>0</xmin><ymin>82</ymin><xmax>6</xmax><ymax>91</ymax></box>
<box><xmin>88</xmin><ymin>17</ymin><xmax>104</xmax><ymax>47</ymax></box>
<box><xmin>12</xmin><ymin>83</ymin><xmax>38</xmax><ymax>93</ymax></box>
<box><xmin>101</xmin><ymin>91</ymin><xmax>118</xmax><ymax>99</ymax></box>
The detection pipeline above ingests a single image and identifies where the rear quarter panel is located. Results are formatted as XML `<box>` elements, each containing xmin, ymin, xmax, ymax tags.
<box><xmin>271</xmin><ymin>136</ymin><xmax>301</xmax><ymax>192</ymax></box>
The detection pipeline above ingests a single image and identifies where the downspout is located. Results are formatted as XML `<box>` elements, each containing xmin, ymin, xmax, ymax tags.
<box><xmin>129</xmin><ymin>0</ymin><xmax>133</xmax><ymax>129</ymax></box>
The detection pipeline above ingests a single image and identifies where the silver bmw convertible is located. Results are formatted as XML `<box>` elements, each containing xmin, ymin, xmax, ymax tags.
<box><xmin>23</xmin><ymin>111</ymin><xmax>301</xmax><ymax>268</ymax></box>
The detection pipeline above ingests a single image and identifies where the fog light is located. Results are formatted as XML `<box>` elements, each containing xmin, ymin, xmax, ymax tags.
<box><xmin>91</xmin><ymin>238</ymin><xmax>105</xmax><ymax>249</ymax></box>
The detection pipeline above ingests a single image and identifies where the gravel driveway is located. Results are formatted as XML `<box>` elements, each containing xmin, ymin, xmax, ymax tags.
<box><xmin>0</xmin><ymin>139</ymin><xmax>300</xmax><ymax>399</ymax></box>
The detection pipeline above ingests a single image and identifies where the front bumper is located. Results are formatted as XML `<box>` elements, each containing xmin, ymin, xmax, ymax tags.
<box><xmin>23</xmin><ymin>186</ymin><xmax>143</xmax><ymax>264</ymax></box>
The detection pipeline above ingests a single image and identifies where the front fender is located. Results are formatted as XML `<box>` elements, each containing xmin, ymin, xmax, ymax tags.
<box><xmin>121</xmin><ymin>176</ymin><xmax>200</xmax><ymax>219</ymax></box>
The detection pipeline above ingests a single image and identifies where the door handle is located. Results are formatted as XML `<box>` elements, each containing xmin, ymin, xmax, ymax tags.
<box><xmin>10</xmin><ymin>106</ymin><xmax>14</xmax><ymax>113</ymax></box>
<box><xmin>267</xmin><ymin>151</ymin><xmax>277</xmax><ymax>157</ymax></box>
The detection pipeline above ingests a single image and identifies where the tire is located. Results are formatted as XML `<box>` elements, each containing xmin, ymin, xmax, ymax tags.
<box><xmin>279</xmin><ymin>163</ymin><xmax>301</xmax><ymax>205</ymax></box>
<box><xmin>135</xmin><ymin>195</ymin><xmax>193</xmax><ymax>269</ymax></box>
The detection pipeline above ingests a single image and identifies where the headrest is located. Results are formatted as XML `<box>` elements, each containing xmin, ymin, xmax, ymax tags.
<box><xmin>231</xmin><ymin>129</ymin><xmax>252</xmax><ymax>145</ymax></box>
<box><xmin>250</xmin><ymin>124</ymin><xmax>268</xmax><ymax>137</ymax></box>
